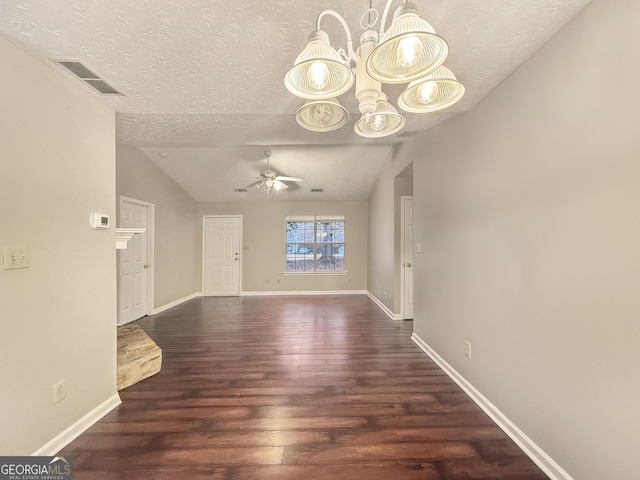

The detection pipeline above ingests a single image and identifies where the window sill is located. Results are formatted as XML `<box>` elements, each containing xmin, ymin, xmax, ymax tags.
<box><xmin>282</xmin><ymin>271</ymin><xmax>348</xmax><ymax>276</ymax></box>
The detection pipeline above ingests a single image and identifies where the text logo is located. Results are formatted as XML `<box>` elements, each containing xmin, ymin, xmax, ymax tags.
<box><xmin>0</xmin><ymin>456</ymin><xmax>72</xmax><ymax>480</ymax></box>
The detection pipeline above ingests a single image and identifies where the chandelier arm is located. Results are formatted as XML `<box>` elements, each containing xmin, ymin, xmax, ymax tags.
<box><xmin>378</xmin><ymin>0</ymin><xmax>408</xmax><ymax>37</ymax></box>
<box><xmin>316</xmin><ymin>9</ymin><xmax>359</xmax><ymax>63</ymax></box>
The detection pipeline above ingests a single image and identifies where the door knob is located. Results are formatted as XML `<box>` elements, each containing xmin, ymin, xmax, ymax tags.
<box><xmin>143</xmin><ymin>264</ymin><xmax>149</xmax><ymax>268</ymax></box>
<box><xmin>405</xmin><ymin>262</ymin><xmax>412</xmax><ymax>267</ymax></box>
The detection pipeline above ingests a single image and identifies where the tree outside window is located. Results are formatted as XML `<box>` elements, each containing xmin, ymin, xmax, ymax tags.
<box><xmin>285</xmin><ymin>216</ymin><xmax>345</xmax><ymax>272</ymax></box>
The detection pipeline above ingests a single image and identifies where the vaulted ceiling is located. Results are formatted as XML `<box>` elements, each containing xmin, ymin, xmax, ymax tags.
<box><xmin>0</xmin><ymin>1</ymin><xmax>591</xmax><ymax>201</ymax></box>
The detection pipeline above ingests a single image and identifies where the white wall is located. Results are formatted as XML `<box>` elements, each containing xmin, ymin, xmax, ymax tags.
<box><xmin>117</xmin><ymin>145</ymin><xmax>199</xmax><ymax>308</ymax></box>
<box><xmin>394</xmin><ymin>0</ymin><xmax>640</xmax><ymax>478</ymax></box>
<box><xmin>0</xmin><ymin>37</ymin><xmax>118</xmax><ymax>454</ymax></box>
<box><xmin>197</xmin><ymin>201</ymin><xmax>367</xmax><ymax>293</ymax></box>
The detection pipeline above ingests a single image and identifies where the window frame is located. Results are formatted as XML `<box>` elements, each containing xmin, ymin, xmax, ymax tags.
<box><xmin>284</xmin><ymin>215</ymin><xmax>346</xmax><ymax>275</ymax></box>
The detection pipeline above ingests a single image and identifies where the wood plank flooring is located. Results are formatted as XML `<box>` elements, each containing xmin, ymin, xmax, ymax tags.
<box><xmin>61</xmin><ymin>295</ymin><xmax>548</xmax><ymax>479</ymax></box>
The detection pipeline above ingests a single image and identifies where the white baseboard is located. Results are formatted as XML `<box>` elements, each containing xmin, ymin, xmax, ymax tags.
<box><xmin>411</xmin><ymin>333</ymin><xmax>573</xmax><ymax>480</ymax></box>
<box><xmin>366</xmin><ymin>291</ymin><xmax>402</xmax><ymax>320</ymax></box>
<box><xmin>153</xmin><ymin>293</ymin><xmax>202</xmax><ymax>314</ymax></box>
<box><xmin>32</xmin><ymin>393</ymin><xmax>121</xmax><ymax>456</ymax></box>
<box><xmin>241</xmin><ymin>290</ymin><xmax>367</xmax><ymax>297</ymax></box>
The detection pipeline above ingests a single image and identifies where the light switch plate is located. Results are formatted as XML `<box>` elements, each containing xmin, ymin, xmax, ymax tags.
<box><xmin>3</xmin><ymin>246</ymin><xmax>30</xmax><ymax>270</ymax></box>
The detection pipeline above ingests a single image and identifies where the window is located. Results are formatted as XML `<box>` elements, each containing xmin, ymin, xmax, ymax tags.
<box><xmin>285</xmin><ymin>215</ymin><xmax>345</xmax><ymax>272</ymax></box>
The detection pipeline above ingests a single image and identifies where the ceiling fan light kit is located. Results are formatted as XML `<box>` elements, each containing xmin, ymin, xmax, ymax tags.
<box><xmin>284</xmin><ymin>0</ymin><xmax>464</xmax><ymax>138</ymax></box>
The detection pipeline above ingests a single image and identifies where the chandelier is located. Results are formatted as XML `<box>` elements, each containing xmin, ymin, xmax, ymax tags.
<box><xmin>284</xmin><ymin>1</ymin><xmax>465</xmax><ymax>138</ymax></box>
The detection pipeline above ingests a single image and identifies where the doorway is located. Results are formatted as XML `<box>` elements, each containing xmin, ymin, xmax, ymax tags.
<box><xmin>202</xmin><ymin>215</ymin><xmax>242</xmax><ymax>296</ymax></box>
<box><xmin>401</xmin><ymin>196</ymin><xmax>414</xmax><ymax>320</ymax></box>
<box><xmin>118</xmin><ymin>197</ymin><xmax>154</xmax><ymax>324</ymax></box>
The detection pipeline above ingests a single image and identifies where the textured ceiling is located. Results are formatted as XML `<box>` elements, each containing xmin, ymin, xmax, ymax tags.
<box><xmin>141</xmin><ymin>145</ymin><xmax>393</xmax><ymax>202</ymax></box>
<box><xmin>0</xmin><ymin>0</ymin><xmax>591</xmax><ymax>201</ymax></box>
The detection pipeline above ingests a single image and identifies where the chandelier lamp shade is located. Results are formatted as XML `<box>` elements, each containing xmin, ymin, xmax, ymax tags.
<box><xmin>365</xmin><ymin>1</ymin><xmax>448</xmax><ymax>84</ymax></box>
<box><xmin>354</xmin><ymin>93</ymin><xmax>405</xmax><ymax>138</ymax></box>
<box><xmin>284</xmin><ymin>29</ymin><xmax>354</xmax><ymax>100</ymax></box>
<box><xmin>295</xmin><ymin>98</ymin><xmax>350</xmax><ymax>132</ymax></box>
<box><xmin>397</xmin><ymin>65</ymin><xmax>465</xmax><ymax>113</ymax></box>
<box><xmin>284</xmin><ymin>0</ymin><xmax>464</xmax><ymax>138</ymax></box>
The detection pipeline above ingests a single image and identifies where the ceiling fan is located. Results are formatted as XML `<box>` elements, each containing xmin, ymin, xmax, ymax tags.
<box><xmin>248</xmin><ymin>150</ymin><xmax>303</xmax><ymax>193</ymax></box>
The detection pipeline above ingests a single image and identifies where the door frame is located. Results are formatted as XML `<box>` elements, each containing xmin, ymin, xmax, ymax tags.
<box><xmin>202</xmin><ymin>215</ymin><xmax>243</xmax><ymax>296</ymax></box>
<box><xmin>400</xmin><ymin>196</ymin><xmax>413</xmax><ymax>320</ymax></box>
<box><xmin>118</xmin><ymin>196</ymin><xmax>155</xmax><ymax>323</ymax></box>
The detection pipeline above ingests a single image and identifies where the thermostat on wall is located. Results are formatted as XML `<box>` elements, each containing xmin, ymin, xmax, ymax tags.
<box><xmin>90</xmin><ymin>213</ymin><xmax>110</xmax><ymax>229</ymax></box>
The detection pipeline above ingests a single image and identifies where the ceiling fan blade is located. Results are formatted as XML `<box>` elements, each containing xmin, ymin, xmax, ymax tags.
<box><xmin>275</xmin><ymin>176</ymin><xmax>303</xmax><ymax>182</ymax></box>
<box><xmin>246</xmin><ymin>180</ymin><xmax>261</xmax><ymax>188</ymax></box>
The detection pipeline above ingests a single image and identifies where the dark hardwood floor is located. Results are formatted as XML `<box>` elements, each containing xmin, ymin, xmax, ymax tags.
<box><xmin>61</xmin><ymin>295</ymin><xmax>547</xmax><ymax>479</ymax></box>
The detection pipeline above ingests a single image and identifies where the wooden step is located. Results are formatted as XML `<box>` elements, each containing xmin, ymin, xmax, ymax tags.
<box><xmin>117</xmin><ymin>324</ymin><xmax>162</xmax><ymax>390</ymax></box>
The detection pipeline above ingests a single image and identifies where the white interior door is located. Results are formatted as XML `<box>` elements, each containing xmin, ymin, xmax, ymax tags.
<box><xmin>203</xmin><ymin>216</ymin><xmax>241</xmax><ymax>296</ymax></box>
<box><xmin>119</xmin><ymin>199</ymin><xmax>149</xmax><ymax>324</ymax></box>
<box><xmin>402</xmin><ymin>197</ymin><xmax>414</xmax><ymax>319</ymax></box>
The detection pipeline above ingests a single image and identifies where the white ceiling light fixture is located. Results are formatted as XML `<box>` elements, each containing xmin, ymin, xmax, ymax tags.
<box><xmin>284</xmin><ymin>0</ymin><xmax>464</xmax><ymax>138</ymax></box>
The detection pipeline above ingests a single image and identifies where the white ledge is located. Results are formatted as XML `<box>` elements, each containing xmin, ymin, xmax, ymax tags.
<box><xmin>115</xmin><ymin>228</ymin><xmax>145</xmax><ymax>249</ymax></box>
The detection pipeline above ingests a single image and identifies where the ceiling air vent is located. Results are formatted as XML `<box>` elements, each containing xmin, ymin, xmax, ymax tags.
<box><xmin>233</xmin><ymin>188</ymin><xmax>248</xmax><ymax>193</ymax></box>
<box><xmin>53</xmin><ymin>60</ymin><xmax>123</xmax><ymax>96</ymax></box>
<box><xmin>310</xmin><ymin>188</ymin><xmax>324</xmax><ymax>193</ymax></box>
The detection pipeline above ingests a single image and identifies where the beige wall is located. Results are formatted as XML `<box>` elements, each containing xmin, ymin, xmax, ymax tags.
<box><xmin>395</xmin><ymin>0</ymin><xmax>640</xmax><ymax>478</ymax></box>
<box><xmin>117</xmin><ymin>145</ymin><xmax>199</xmax><ymax>308</ymax></box>
<box><xmin>197</xmin><ymin>201</ymin><xmax>367</xmax><ymax>292</ymax></box>
<box><xmin>0</xmin><ymin>37</ymin><xmax>117</xmax><ymax>454</ymax></box>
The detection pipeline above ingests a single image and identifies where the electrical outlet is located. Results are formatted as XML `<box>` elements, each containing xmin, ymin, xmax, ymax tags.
<box><xmin>464</xmin><ymin>341</ymin><xmax>471</xmax><ymax>359</ymax></box>
<box><xmin>53</xmin><ymin>380</ymin><xmax>65</xmax><ymax>404</ymax></box>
